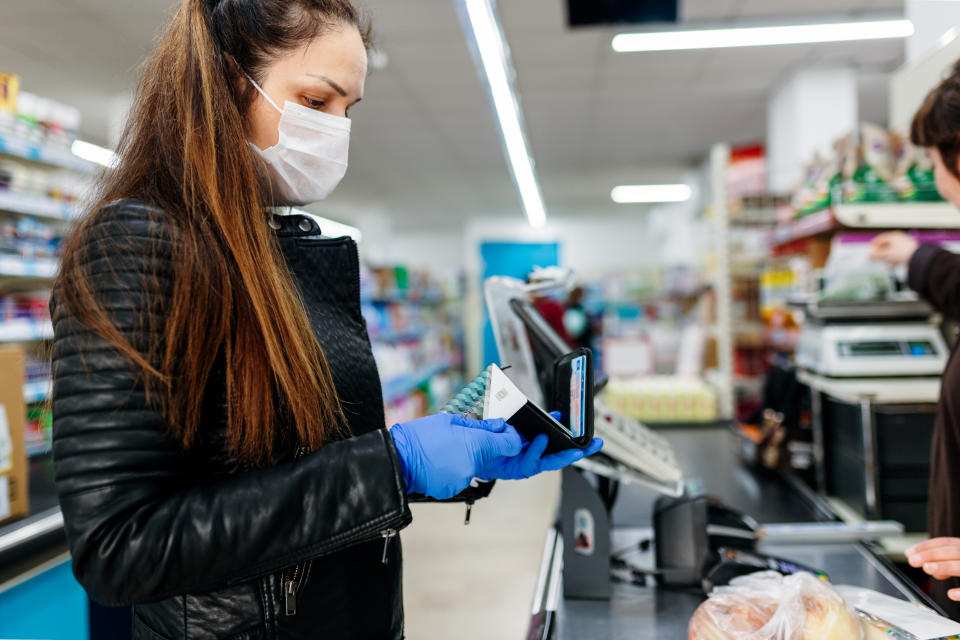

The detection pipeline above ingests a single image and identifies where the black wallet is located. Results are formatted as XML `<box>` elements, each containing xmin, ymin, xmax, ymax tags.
<box><xmin>442</xmin><ymin>350</ymin><xmax>594</xmax><ymax>455</ymax></box>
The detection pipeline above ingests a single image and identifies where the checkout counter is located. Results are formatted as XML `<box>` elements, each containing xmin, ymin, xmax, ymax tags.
<box><xmin>483</xmin><ymin>274</ymin><xmax>943</xmax><ymax>640</ymax></box>
<box><xmin>795</xmin><ymin>298</ymin><xmax>946</xmax><ymax>531</ymax></box>
<box><xmin>527</xmin><ymin>426</ymin><xmax>937</xmax><ymax>640</ymax></box>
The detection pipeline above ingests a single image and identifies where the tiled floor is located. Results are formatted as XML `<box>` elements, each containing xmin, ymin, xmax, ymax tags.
<box><xmin>402</xmin><ymin>473</ymin><xmax>560</xmax><ymax>640</ymax></box>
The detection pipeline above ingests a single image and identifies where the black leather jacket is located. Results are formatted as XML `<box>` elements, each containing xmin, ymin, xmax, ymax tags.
<box><xmin>50</xmin><ymin>199</ymin><xmax>414</xmax><ymax>639</ymax></box>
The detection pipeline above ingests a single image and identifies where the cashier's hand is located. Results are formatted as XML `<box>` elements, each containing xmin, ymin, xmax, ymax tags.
<box><xmin>869</xmin><ymin>232</ymin><xmax>919</xmax><ymax>267</ymax></box>
<box><xmin>906</xmin><ymin>538</ymin><xmax>960</xmax><ymax>599</ymax></box>
<box><xmin>390</xmin><ymin>414</ymin><xmax>523</xmax><ymax>500</ymax></box>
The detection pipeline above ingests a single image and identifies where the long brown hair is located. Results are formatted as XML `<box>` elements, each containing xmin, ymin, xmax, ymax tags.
<box><xmin>911</xmin><ymin>59</ymin><xmax>960</xmax><ymax>178</ymax></box>
<box><xmin>56</xmin><ymin>0</ymin><xmax>370</xmax><ymax>463</ymax></box>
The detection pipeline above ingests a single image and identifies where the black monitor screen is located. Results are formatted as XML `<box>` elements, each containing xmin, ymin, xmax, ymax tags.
<box><xmin>567</xmin><ymin>0</ymin><xmax>678</xmax><ymax>27</ymax></box>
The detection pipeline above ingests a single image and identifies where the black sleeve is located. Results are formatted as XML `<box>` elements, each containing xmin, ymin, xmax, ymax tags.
<box><xmin>50</xmin><ymin>200</ymin><xmax>411</xmax><ymax>606</ymax></box>
<box><xmin>908</xmin><ymin>243</ymin><xmax>960</xmax><ymax>321</ymax></box>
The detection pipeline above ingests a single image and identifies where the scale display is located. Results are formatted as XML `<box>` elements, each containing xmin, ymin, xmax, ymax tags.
<box><xmin>838</xmin><ymin>340</ymin><xmax>938</xmax><ymax>358</ymax></box>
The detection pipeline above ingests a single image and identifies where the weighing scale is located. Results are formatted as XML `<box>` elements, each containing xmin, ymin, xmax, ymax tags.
<box><xmin>794</xmin><ymin>297</ymin><xmax>947</xmax><ymax>531</ymax></box>
<box><xmin>796</xmin><ymin>299</ymin><xmax>948</xmax><ymax>379</ymax></box>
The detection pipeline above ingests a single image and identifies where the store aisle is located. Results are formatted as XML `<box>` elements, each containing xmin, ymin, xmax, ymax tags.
<box><xmin>402</xmin><ymin>472</ymin><xmax>560</xmax><ymax>640</ymax></box>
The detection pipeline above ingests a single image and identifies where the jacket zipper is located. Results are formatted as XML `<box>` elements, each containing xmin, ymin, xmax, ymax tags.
<box><xmin>283</xmin><ymin>446</ymin><xmax>308</xmax><ymax>616</ymax></box>
<box><xmin>380</xmin><ymin>528</ymin><xmax>398</xmax><ymax>564</ymax></box>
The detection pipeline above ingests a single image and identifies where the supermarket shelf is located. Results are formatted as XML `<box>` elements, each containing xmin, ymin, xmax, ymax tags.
<box><xmin>0</xmin><ymin>133</ymin><xmax>95</xmax><ymax>174</ymax></box>
<box><xmin>0</xmin><ymin>191</ymin><xmax>78</xmax><ymax>221</ymax></box>
<box><xmin>382</xmin><ymin>361</ymin><xmax>454</xmax><ymax>405</ymax></box>
<box><xmin>773</xmin><ymin>202</ymin><xmax>960</xmax><ymax>247</ymax></box>
<box><xmin>23</xmin><ymin>379</ymin><xmax>51</xmax><ymax>404</ymax></box>
<box><xmin>363</xmin><ymin>295</ymin><xmax>450</xmax><ymax>306</ymax></box>
<box><xmin>832</xmin><ymin>201</ymin><xmax>960</xmax><ymax>229</ymax></box>
<box><xmin>729</xmin><ymin>207</ymin><xmax>779</xmax><ymax>226</ymax></box>
<box><xmin>25</xmin><ymin>438</ymin><xmax>51</xmax><ymax>458</ymax></box>
<box><xmin>734</xmin><ymin>375</ymin><xmax>765</xmax><ymax>395</ymax></box>
<box><xmin>0</xmin><ymin>319</ymin><xmax>53</xmax><ymax>342</ymax></box>
<box><xmin>0</xmin><ymin>255</ymin><xmax>58</xmax><ymax>279</ymax></box>
<box><xmin>369</xmin><ymin>328</ymin><xmax>428</xmax><ymax>344</ymax></box>
<box><xmin>772</xmin><ymin>209</ymin><xmax>836</xmax><ymax>244</ymax></box>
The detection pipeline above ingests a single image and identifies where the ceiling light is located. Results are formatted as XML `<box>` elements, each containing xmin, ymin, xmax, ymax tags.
<box><xmin>462</xmin><ymin>0</ymin><xmax>547</xmax><ymax>228</ymax></box>
<box><xmin>612</xmin><ymin>19</ymin><xmax>914</xmax><ymax>53</ymax></box>
<box><xmin>71</xmin><ymin>139</ymin><xmax>117</xmax><ymax>168</ymax></box>
<box><xmin>612</xmin><ymin>184</ymin><xmax>693</xmax><ymax>204</ymax></box>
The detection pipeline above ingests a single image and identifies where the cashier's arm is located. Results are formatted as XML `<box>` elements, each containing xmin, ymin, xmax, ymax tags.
<box><xmin>872</xmin><ymin>232</ymin><xmax>960</xmax><ymax>320</ymax></box>
<box><xmin>906</xmin><ymin>538</ymin><xmax>960</xmax><ymax>600</ymax></box>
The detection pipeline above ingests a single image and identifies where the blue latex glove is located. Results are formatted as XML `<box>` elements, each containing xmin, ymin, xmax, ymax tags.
<box><xmin>390</xmin><ymin>414</ymin><xmax>524</xmax><ymax>499</ymax></box>
<box><xmin>477</xmin><ymin>411</ymin><xmax>604</xmax><ymax>481</ymax></box>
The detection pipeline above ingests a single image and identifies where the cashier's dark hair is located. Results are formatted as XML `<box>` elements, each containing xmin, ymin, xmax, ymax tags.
<box><xmin>55</xmin><ymin>0</ymin><xmax>371</xmax><ymax>464</ymax></box>
<box><xmin>911</xmin><ymin>59</ymin><xmax>960</xmax><ymax>178</ymax></box>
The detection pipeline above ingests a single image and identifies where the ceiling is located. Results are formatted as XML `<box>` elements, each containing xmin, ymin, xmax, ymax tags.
<box><xmin>0</xmin><ymin>0</ymin><xmax>907</xmax><ymax>229</ymax></box>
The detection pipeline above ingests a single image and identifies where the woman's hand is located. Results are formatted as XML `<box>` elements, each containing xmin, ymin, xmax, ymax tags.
<box><xmin>906</xmin><ymin>538</ymin><xmax>960</xmax><ymax>599</ymax></box>
<box><xmin>869</xmin><ymin>232</ymin><xmax>919</xmax><ymax>266</ymax></box>
<box><xmin>478</xmin><ymin>428</ymin><xmax>603</xmax><ymax>481</ymax></box>
<box><xmin>390</xmin><ymin>413</ymin><xmax>525</xmax><ymax>499</ymax></box>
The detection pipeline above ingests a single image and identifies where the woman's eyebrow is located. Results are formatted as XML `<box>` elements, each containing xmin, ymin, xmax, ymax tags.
<box><xmin>306</xmin><ymin>73</ymin><xmax>347</xmax><ymax>97</ymax></box>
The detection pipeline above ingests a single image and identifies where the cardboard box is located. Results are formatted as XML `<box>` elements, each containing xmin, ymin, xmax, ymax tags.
<box><xmin>0</xmin><ymin>345</ymin><xmax>28</xmax><ymax>525</ymax></box>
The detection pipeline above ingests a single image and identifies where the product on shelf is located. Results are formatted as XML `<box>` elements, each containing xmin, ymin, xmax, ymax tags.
<box><xmin>0</xmin><ymin>159</ymin><xmax>88</xmax><ymax>203</ymax></box>
<box><xmin>602</xmin><ymin>376</ymin><xmax>717</xmax><ymax>424</ymax></box>
<box><xmin>0</xmin><ymin>291</ymin><xmax>51</xmax><ymax>322</ymax></box>
<box><xmin>789</xmin><ymin>123</ymin><xmax>944</xmax><ymax>218</ymax></box>
<box><xmin>0</xmin><ymin>344</ymin><xmax>28</xmax><ymax>523</ymax></box>
<box><xmin>363</xmin><ymin>263</ymin><xmax>467</xmax><ymax>425</ymax></box>
<box><xmin>0</xmin><ymin>215</ymin><xmax>63</xmax><ymax>259</ymax></box>
<box><xmin>0</xmin><ymin>85</ymin><xmax>82</xmax><ymax>151</ymax></box>
<box><xmin>362</xmin><ymin>264</ymin><xmax>463</xmax><ymax>303</ymax></box>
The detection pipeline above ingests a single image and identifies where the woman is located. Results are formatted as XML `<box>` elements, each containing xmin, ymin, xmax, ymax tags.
<box><xmin>50</xmin><ymin>1</ymin><xmax>601</xmax><ymax>638</ymax></box>
<box><xmin>871</xmin><ymin>60</ymin><xmax>960</xmax><ymax>617</ymax></box>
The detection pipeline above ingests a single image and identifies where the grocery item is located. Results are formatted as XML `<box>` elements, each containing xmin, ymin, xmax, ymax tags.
<box><xmin>688</xmin><ymin>571</ymin><xmax>859</xmax><ymax>640</ymax></box>
<box><xmin>819</xmin><ymin>237</ymin><xmax>893</xmax><ymax>303</ymax></box>
<box><xmin>843</xmin><ymin>123</ymin><xmax>899</xmax><ymax>204</ymax></box>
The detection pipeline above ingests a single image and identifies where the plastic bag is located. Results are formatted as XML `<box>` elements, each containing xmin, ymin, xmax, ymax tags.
<box><xmin>688</xmin><ymin>571</ymin><xmax>862</xmax><ymax>640</ymax></box>
<box><xmin>819</xmin><ymin>240</ymin><xmax>893</xmax><ymax>302</ymax></box>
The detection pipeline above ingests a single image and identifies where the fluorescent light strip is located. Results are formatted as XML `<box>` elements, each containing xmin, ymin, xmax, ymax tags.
<box><xmin>464</xmin><ymin>0</ymin><xmax>547</xmax><ymax>228</ymax></box>
<box><xmin>71</xmin><ymin>139</ymin><xmax>118</xmax><ymax>168</ymax></box>
<box><xmin>612</xmin><ymin>19</ymin><xmax>914</xmax><ymax>53</ymax></box>
<box><xmin>612</xmin><ymin>184</ymin><xmax>692</xmax><ymax>204</ymax></box>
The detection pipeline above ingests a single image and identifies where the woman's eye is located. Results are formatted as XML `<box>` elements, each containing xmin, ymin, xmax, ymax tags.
<box><xmin>304</xmin><ymin>97</ymin><xmax>326</xmax><ymax>110</ymax></box>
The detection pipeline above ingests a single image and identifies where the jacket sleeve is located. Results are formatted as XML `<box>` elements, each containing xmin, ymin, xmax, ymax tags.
<box><xmin>50</xmin><ymin>200</ymin><xmax>411</xmax><ymax>606</ymax></box>
<box><xmin>908</xmin><ymin>243</ymin><xmax>960</xmax><ymax>321</ymax></box>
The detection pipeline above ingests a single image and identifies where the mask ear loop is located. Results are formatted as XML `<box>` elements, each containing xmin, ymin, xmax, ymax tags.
<box><xmin>242</xmin><ymin>70</ymin><xmax>283</xmax><ymax>115</ymax></box>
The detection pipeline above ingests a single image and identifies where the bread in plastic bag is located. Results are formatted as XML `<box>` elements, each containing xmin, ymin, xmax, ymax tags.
<box><xmin>688</xmin><ymin>571</ymin><xmax>861</xmax><ymax>640</ymax></box>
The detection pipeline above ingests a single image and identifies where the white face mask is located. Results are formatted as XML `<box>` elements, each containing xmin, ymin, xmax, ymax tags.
<box><xmin>245</xmin><ymin>72</ymin><xmax>351</xmax><ymax>206</ymax></box>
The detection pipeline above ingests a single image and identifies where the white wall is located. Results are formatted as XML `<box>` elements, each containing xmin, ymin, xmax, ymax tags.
<box><xmin>767</xmin><ymin>67</ymin><xmax>859</xmax><ymax>194</ymax></box>
<box><xmin>906</xmin><ymin>0</ymin><xmax>960</xmax><ymax>64</ymax></box>
<box><xmin>890</xmin><ymin>24</ymin><xmax>960</xmax><ymax>133</ymax></box>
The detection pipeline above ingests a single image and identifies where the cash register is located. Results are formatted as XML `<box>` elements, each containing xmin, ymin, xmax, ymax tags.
<box><xmin>482</xmin><ymin>273</ymin><xmax>835</xmax><ymax>598</ymax></box>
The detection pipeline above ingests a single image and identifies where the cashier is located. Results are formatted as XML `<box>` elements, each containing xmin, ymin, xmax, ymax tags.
<box><xmin>48</xmin><ymin>0</ymin><xmax>601</xmax><ymax>638</ymax></box>
<box><xmin>871</xmin><ymin>60</ymin><xmax>960</xmax><ymax>618</ymax></box>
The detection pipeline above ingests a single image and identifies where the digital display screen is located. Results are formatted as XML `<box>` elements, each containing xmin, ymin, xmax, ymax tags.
<box><xmin>841</xmin><ymin>342</ymin><xmax>903</xmax><ymax>357</ymax></box>
<box><xmin>908</xmin><ymin>341</ymin><xmax>936</xmax><ymax>356</ymax></box>
<box><xmin>567</xmin><ymin>0</ymin><xmax>678</xmax><ymax>27</ymax></box>
<box><xmin>568</xmin><ymin>355</ymin><xmax>587</xmax><ymax>438</ymax></box>
<box><xmin>839</xmin><ymin>340</ymin><xmax>939</xmax><ymax>358</ymax></box>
